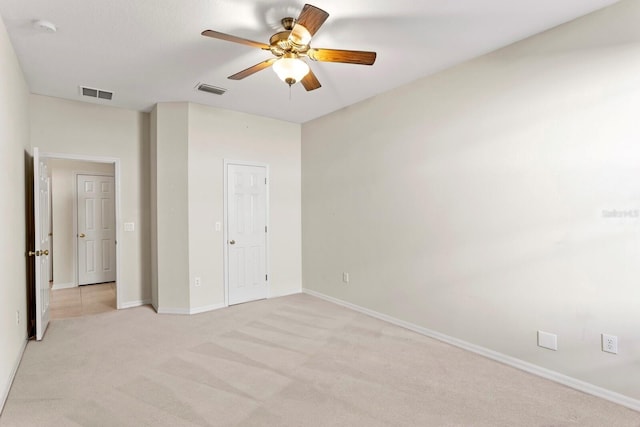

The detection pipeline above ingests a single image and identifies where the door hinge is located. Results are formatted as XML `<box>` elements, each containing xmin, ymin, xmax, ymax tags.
<box><xmin>265</xmin><ymin>225</ymin><xmax>267</xmax><ymax>233</ymax></box>
<box><xmin>264</xmin><ymin>178</ymin><xmax>267</xmax><ymax>184</ymax></box>
<box><xmin>265</xmin><ymin>274</ymin><xmax>268</xmax><ymax>281</ymax></box>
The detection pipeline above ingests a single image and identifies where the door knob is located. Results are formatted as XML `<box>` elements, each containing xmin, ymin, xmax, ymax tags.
<box><xmin>28</xmin><ymin>250</ymin><xmax>41</xmax><ymax>257</ymax></box>
<box><xmin>79</xmin><ymin>233</ymin><xmax>86</xmax><ymax>238</ymax></box>
<box><xmin>42</xmin><ymin>249</ymin><xmax>49</xmax><ymax>256</ymax></box>
<box><xmin>229</xmin><ymin>240</ymin><xmax>236</xmax><ymax>245</ymax></box>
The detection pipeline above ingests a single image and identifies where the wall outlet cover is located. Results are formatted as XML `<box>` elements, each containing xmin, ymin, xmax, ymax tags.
<box><xmin>602</xmin><ymin>334</ymin><xmax>618</xmax><ymax>354</ymax></box>
<box><xmin>537</xmin><ymin>330</ymin><xmax>558</xmax><ymax>351</ymax></box>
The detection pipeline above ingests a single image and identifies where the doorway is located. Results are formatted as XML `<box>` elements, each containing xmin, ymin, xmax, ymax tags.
<box><xmin>224</xmin><ymin>161</ymin><xmax>269</xmax><ymax>306</ymax></box>
<box><xmin>31</xmin><ymin>151</ymin><xmax>121</xmax><ymax>334</ymax></box>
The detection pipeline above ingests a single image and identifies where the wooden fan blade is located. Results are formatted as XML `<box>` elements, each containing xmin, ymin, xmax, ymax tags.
<box><xmin>301</xmin><ymin>69</ymin><xmax>321</xmax><ymax>91</ymax></box>
<box><xmin>296</xmin><ymin>4</ymin><xmax>329</xmax><ymax>37</ymax></box>
<box><xmin>228</xmin><ymin>58</ymin><xmax>277</xmax><ymax>80</ymax></box>
<box><xmin>202</xmin><ymin>30</ymin><xmax>269</xmax><ymax>50</ymax></box>
<box><xmin>308</xmin><ymin>48</ymin><xmax>377</xmax><ymax>65</ymax></box>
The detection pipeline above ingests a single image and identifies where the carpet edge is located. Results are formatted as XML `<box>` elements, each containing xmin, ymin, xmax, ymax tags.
<box><xmin>302</xmin><ymin>288</ymin><xmax>640</xmax><ymax>413</ymax></box>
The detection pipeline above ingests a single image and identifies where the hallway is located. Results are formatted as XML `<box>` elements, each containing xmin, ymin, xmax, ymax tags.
<box><xmin>50</xmin><ymin>283</ymin><xmax>116</xmax><ymax>319</ymax></box>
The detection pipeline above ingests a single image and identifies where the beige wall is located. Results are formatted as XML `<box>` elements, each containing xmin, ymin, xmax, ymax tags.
<box><xmin>30</xmin><ymin>95</ymin><xmax>151</xmax><ymax>306</ymax></box>
<box><xmin>49</xmin><ymin>159</ymin><xmax>114</xmax><ymax>288</ymax></box>
<box><xmin>188</xmin><ymin>103</ymin><xmax>302</xmax><ymax>309</ymax></box>
<box><xmin>152</xmin><ymin>103</ymin><xmax>190</xmax><ymax>311</ymax></box>
<box><xmin>149</xmin><ymin>107</ymin><xmax>158</xmax><ymax>309</ymax></box>
<box><xmin>0</xmin><ymin>16</ymin><xmax>30</xmax><ymax>410</ymax></box>
<box><xmin>302</xmin><ymin>0</ymin><xmax>640</xmax><ymax>402</ymax></box>
<box><xmin>151</xmin><ymin>102</ymin><xmax>302</xmax><ymax>312</ymax></box>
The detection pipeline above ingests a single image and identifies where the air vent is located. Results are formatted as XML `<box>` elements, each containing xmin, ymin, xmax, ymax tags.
<box><xmin>196</xmin><ymin>83</ymin><xmax>226</xmax><ymax>96</ymax></box>
<box><xmin>80</xmin><ymin>86</ymin><xmax>113</xmax><ymax>101</ymax></box>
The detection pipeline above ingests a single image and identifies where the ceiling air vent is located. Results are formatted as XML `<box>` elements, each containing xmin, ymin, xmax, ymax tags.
<box><xmin>80</xmin><ymin>86</ymin><xmax>113</xmax><ymax>100</ymax></box>
<box><xmin>196</xmin><ymin>83</ymin><xmax>226</xmax><ymax>96</ymax></box>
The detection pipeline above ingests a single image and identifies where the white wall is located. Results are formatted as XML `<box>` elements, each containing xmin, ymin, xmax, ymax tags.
<box><xmin>30</xmin><ymin>95</ymin><xmax>151</xmax><ymax>306</ymax></box>
<box><xmin>302</xmin><ymin>0</ymin><xmax>640</xmax><ymax>403</ymax></box>
<box><xmin>49</xmin><ymin>159</ymin><xmax>114</xmax><ymax>288</ymax></box>
<box><xmin>188</xmin><ymin>103</ymin><xmax>302</xmax><ymax>308</ymax></box>
<box><xmin>0</xmin><ymin>15</ymin><xmax>30</xmax><ymax>411</ymax></box>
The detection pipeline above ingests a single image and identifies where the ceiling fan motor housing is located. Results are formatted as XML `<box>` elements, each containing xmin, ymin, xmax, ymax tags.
<box><xmin>269</xmin><ymin>31</ymin><xmax>309</xmax><ymax>57</ymax></box>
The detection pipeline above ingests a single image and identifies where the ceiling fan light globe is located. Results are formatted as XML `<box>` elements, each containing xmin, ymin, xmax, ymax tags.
<box><xmin>273</xmin><ymin>57</ymin><xmax>310</xmax><ymax>85</ymax></box>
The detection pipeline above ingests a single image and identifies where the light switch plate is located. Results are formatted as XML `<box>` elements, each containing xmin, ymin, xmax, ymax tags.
<box><xmin>537</xmin><ymin>330</ymin><xmax>558</xmax><ymax>351</ymax></box>
<box><xmin>124</xmin><ymin>222</ymin><xmax>135</xmax><ymax>232</ymax></box>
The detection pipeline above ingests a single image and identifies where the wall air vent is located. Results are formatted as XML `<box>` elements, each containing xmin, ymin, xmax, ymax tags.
<box><xmin>80</xmin><ymin>86</ymin><xmax>113</xmax><ymax>101</ymax></box>
<box><xmin>196</xmin><ymin>83</ymin><xmax>226</xmax><ymax>96</ymax></box>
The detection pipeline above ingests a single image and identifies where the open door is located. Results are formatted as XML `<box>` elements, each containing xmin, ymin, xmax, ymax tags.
<box><xmin>32</xmin><ymin>147</ymin><xmax>51</xmax><ymax>340</ymax></box>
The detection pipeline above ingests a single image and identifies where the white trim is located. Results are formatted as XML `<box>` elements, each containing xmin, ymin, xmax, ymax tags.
<box><xmin>119</xmin><ymin>299</ymin><xmax>152</xmax><ymax>309</ymax></box>
<box><xmin>302</xmin><ymin>288</ymin><xmax>640</xmax><ymax>413</ymax></box>
<box><xmin>155</xmin><ymin>303</ymin><xmax>225</xmax><ymax>315</ymax></box>
<box><xmin>39</xmin><ymin>152</ymin><xmax>123</xmax><ymax>310</ymax></box>
<box><xmin>156</xmin><ymin>307</ymin><xmax>191</xmax><ymax>315</ymax></box>
<box><xmin>189</xmin><ymin>303</ymin><xmax>226</xmax><ymax>314</ymax></box>
<box><xmin>0</xmin><ymin>338</ymin><xmax>27</xmax><ymax>415</ymax></box>
<box><xmin>269</xmin><ymin>288</ymin><xmax>302</xmax><ymax>298</ymax></box>
<box><xmin>223</xmin><ymin>159</ymin><xmax>270</xmax><ymax>307</ymax></box>
<box><xmin>51</xmin><ymin>282</ymin><xmax>77</xmax><ymax>290</ymax></box>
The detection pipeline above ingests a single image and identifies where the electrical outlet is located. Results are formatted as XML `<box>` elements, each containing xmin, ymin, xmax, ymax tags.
<box><xmin>342</xmin><ymin>272</ymin><xmax>349</xmax><ymax>283</ymax></box>
<box><xmin>602</xmin><ymin>334</ymin><xmax>618</xmax><ymax>354</ymax></box>
<box><xmin>194</xmin><ymin>277</ymin><xmax>201</xmax><ymax>287</ymax></box>
<box><xmin>16</xmin><ymin>310</ymin><xmax>20</xmax><ymax>325</ymax></box>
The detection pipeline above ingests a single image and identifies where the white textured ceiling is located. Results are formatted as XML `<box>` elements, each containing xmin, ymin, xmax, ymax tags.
<box><xmin>0</xmin><ymin>0</ymin><xmax>620</xmax><ymax>123</ymax></box>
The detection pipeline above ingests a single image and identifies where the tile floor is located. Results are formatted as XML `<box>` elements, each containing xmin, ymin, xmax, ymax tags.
<box><xmin>50</xmin><ymin>282</ymin><xmax>116</xmax><ymax>319</ymax></box>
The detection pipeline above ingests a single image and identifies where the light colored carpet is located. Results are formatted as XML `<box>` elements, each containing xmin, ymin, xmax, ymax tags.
<box><xmin>1</xmin><ymin>293</ymin><xmax>639</xmax><ymax>426</ymax></box>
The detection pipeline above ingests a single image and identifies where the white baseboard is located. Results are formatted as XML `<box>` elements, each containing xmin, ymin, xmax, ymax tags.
<box><xmin>1</xmin><ymin>338</ymin><xmax>27</xmax><ymax>415</ymax></box>
<box><xmin>270</xmin><ymin>288</ymin><xmax>302</xmax><ymax>298</ymax></box>
<box><xmin>189</xmin><ymin>303</ymin><xmax>226</xmax><ymax>314</ymax></box>
<box><xmin>52</xmin><ymin>282</ymin><xmax>77</xmax><ymax>290</ymax></box>
<box><xmin>156</xmin><ymin>307</ymin><xmax>190</xmax><ymax>315</ymax></box>
<box><xmin>156</xmin><ymin>303</ymin><xmax>226</xmax><ymax>315</ymax></box>
<box><xmin>302</xmin><ymin>288</ymin><xmax>640</xmax><ymax>413</ymax></box>
<box><xmin>119</xmin><ymin>299</ymin><xmax>151</xmax><ymax>309</ymax></box>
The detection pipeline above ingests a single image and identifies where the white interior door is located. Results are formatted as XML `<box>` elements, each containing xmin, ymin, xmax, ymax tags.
<box><xmin>226</xmin><ymin>163</ymin><xmax>268</xmax><ymax>305</ymax></box>
<box><xmin>77</xmin><ymin>174</ymin><xmax>116</xmax><ymax>285</ymax></box>
<box><xmin>34</xmin><ymin>148</ymin><xmax>51</xmax><ymax>341</ymax></box>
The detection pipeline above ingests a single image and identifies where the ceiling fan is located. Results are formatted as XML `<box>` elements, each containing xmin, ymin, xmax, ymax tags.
<box><xmin>201</xmin><ymin>3</ymin><xmax>377</xmax><ymax>91</ymax></box>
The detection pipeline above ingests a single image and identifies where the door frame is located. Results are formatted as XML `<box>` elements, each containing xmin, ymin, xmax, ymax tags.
<box><xmin>223</xmin><ymin>159</ymin><xmax>270</xmax><ymax>307</ymax></box>
<box><xmin>73</xmin><ymin>172</ymin><xmax>116</xmax><ymax>287</ymax></box>
<box><xmin>41</xmin><ymin>151</ymin><xmax>122</xmax><ymax>309</ymax></box>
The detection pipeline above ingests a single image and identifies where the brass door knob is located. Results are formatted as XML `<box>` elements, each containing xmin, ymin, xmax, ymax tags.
<box><xmin>28</xmin><ymin>250</ymin><xmax>41</xmax><ymax>257</ymax></box>
<box><xmin>42</xmin><ymin>249</ymin><xmax>49</xmax><ymax>256</ymax></box>
<box><xmin>79</xmin><ymin>233</ymin><xmax>86</xmax><ymax>238</ymax></box>
<box><xmin>229</xmin><ymin>240</ymin><xmax>236</xmax><ymax>245</ymax></box>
